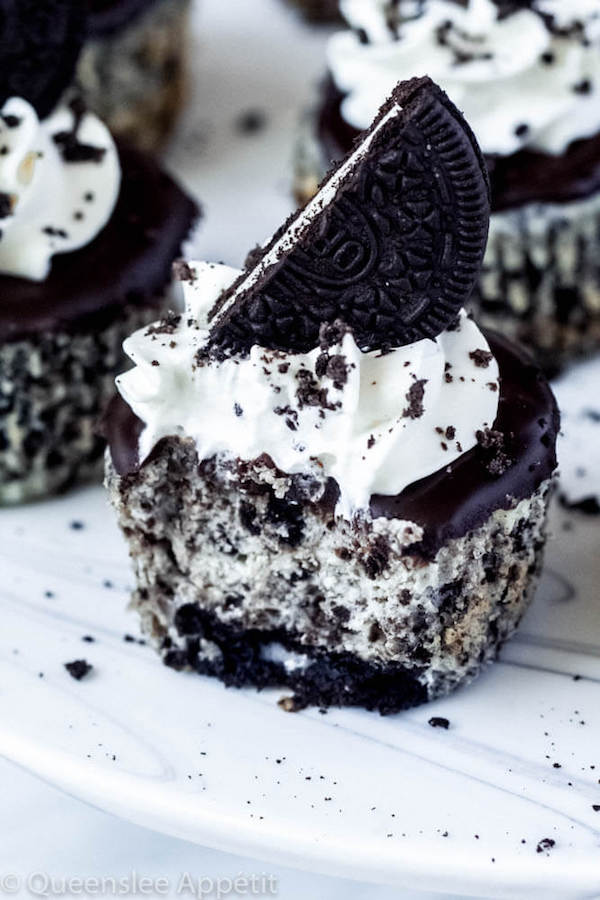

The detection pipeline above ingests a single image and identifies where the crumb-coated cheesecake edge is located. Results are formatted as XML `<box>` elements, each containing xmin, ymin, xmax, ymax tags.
<box><xmin>78</xmin><ymin>0</ymin><xmax>191</xmax><ymax>153</ymax></box>
<box><xmin>105</xmin><ymin>437</ymin><xmax>553</xmax><ymax>713</ymax></box>
<box><xmin>0</xmin><ymin>301</ymin><xmax>167</xmax><ymax>505</ymax></box>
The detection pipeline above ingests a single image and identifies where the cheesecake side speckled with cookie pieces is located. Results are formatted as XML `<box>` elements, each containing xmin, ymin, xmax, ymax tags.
<box><xmin>105</xmin><ymin>78</ymin><xmax>559</xmax><ymax>713</ymax></box>
<box><xmin>78</xmin><ymin>0</ymin><xmax>191</xmax><ymax>153</ymax></box>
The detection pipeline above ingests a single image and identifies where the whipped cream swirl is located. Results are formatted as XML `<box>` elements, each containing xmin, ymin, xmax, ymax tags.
<box><xmin>0</xmin><ymin>97</ymin><xmax>120</xmax><ymax>281</ymax></box>
<box><xmin>117</xmin><ymin>263</ymin><xmax>500</xmax><ymax>517</ymax></box>
<box><xmin>329</xmin><ymin>0</ymin><xmax>600</xmax><ymax>156</ymax></box>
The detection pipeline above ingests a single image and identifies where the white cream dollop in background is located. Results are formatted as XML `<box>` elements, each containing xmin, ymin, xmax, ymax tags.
<box><xmin>0</xmin><ymin>97</ymin><xmax>120</xmax><ymax>281</ymax></box>
<box><xmin>328</xmin><ymin>0</ymin><xmax>600</xmax><ymax>157</ymax></box>
<box><xmin>117</xmin><ymin>263</ymin><xmax>500</xmax><ymax>517</ymax></box>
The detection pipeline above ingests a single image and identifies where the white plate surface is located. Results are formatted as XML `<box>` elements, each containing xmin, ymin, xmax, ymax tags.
<box><xmin>0</xmin><ymin>484</ymin><xmax>599</xmax><ymax>899</ymax></box>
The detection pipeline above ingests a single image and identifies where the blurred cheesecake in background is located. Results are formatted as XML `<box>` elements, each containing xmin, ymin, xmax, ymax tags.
<box><xmin>296</xmin><ymin>0</ymin><xmax>600</xmax><ymax>372</ymax></box>
<box><xmin>285</xmin><ymin>0</ymin><xmax>342</xmax><ymax>23</ymax></box>
<box><xmin>0</xmin><ymin>0</ymin><xmax>199</xmax><ymax>503</ymax></box>
<box><xmin>78</xmin><ymin>0</ymin><xmax>192</xmax><ymax>152</ymax></box>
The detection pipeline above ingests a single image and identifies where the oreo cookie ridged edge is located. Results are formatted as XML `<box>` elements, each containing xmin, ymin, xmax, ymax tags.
<box><xmin>206</xmin><ymin>76</ymin><xmax>491</xmax><ymax>357</ymax></box>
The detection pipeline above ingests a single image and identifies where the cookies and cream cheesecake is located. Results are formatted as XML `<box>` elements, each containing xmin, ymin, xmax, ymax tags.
<box><xmin>106</xmin><ymin>78</ymin><xmax>559</xmax><ymax>713</ymax></box>
<box><xmin>78</xmin><ymin>0</ymin><xmax>191</xmax><ymax>152</ymax></box>
<box><xmin>0</xmin><ymin>2</ymin><xmax>198</xmax><ymax>503</ymax></box>
<box><xmin>298</xmin><ymin>0</ymin><xmax>600</xmax><ymax>370</ymax></box>
<box><xmin>285</xmin><ymin>0</ymin><xmax>342</xmax><ymax>22</ymax></box>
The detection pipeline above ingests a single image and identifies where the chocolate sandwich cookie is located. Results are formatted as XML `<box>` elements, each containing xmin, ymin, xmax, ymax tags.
<box><xmin>0</xmin><ymin>0</ymin><xmax>85</xmax><ymax>119</ymax></box>
<box><xmin>77</xmin><ymin>0</ymin><xmax>191</xmax><ymax>153</ymax></box>
<box><xmin>0</xmin><ymin>20</ymin><xmax>199</xmax><ymax>504</ymax></box>
<box><xmin>105</xmin><ymin>77</ymin><xmax>558</xmax><ymax>713</ymax></box>
<box><xmin>301</xmin><ymin>0</ymin><xmax>600</xmax><ymax>371</ymax></box>
<box><xmin>209</xmin><ymin>77</ymin><xmax>489</xmax><ymax>356</ymax></box>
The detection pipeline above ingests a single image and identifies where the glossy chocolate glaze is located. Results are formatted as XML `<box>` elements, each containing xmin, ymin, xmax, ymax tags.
<box><xmin>87</xmin><ymin>0</ymin><xmax>159</xmax><ymax>36</ymax></box>
<box><xmin>105</xmin><ymin>330</ymin><xmax>559</xmax><ymax>557</ymax></box>
<box><xmin>0</xmin><ymin>142</ymin><xmax>198</xmax><ymax>343</ymax></box>
<box><xmin>317</xmin><ymin>77</ymin><xmax>600</xmax><ymax>212</ymax></box>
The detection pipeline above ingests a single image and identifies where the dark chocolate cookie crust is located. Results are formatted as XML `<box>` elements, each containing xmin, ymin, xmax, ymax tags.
<box><xmin>0</xmin><ymin>141</ymin><xmax>198</xmax><ymax>343</ymax></box>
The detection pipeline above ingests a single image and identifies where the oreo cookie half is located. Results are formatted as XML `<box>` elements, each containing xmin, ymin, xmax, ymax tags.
<box><xmin>0</xmin><ymin>0</ymin><xmax>86</xmax><ymax>119</ymax></box>
<box><xmin>208</xmin><ymin>76</ymin><xmax>490</xmax><ymax>356</ymax></box>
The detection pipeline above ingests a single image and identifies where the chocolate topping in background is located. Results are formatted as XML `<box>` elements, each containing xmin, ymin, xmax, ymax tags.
<box><xmin>0</xmin><ymin>0</ymin><xmax>86</xmax><ymax>119</ymax></box>
<box><xmin>104</xmin><ymin>329</ymin><xmax>559</xmax><ymax>558</ymax></box>
<box><xmin>318</xmin><ymin>77</ymin><xmax>600</xmax><ymax>212</ymax></box>
<box><xmin>86</xmin><ymin>0</ymin><xmax>158</xmax><ymax>37</ymax></box>
<box><xmin>0</xmin><ymin>142</ymin><xmax>199</xmax><ymax>342</ymax></box>
<box><xmin>208</xmin><ymin>76</ymin><xmax>490</xmax><ymax>357</ymax></box>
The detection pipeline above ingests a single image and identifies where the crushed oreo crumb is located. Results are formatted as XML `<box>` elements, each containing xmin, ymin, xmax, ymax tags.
<box><xmin>469</xmin><ymin>348</ymin><xmax>493</xmax><ymax>368</ymax></box>
<box><xmin>319</xmin><ymin>319</ymin><xmax>349</xmax><ymax>351</ymax></box>
<box><xmin>295</xmin><ymin>367</ymin><xmax>339</xmax><ymax>412</ymax></box>
<box><xmin>274</xmin><ymin>405</ymin><xmax>299</xmax><ymax>431</ymax></box>
<box><xmin>0</xmin><ymin>193</ymin><xmax>13</xmax><ymax>219</ymax></box>
<box><xmin>173</xmin><ymin>259</ymin><xmax>197</xmax><ymax>282</ymax></box>
<box><xmin>403</xmin><ymin>379</ymin><xmax>427</xmax><ymax>419</ymax></box>
<box><xmin>536</xmin><ymin>838</ymin><xmax>555</xmax><ymax>854</ymax></box>
<box><xmin>573</xmin><ymin>79</ymin><xmax>592</xmax><ymax>95</ymax></box>
<box><xmin>428</xmin><ymin>716</ymin><xmax>450</xmax><ymax>729</ymax></box>
<box><xmin>145</xmin><ymin>311</ymin><xmax>181</xmax><ymax>336</ymax></box>
<box><xmin>64</xmin><ymin>659</ymin><xmax>92</xmax><ymax>680</ymax></box>
<box><xmin>235</xmin><ymin>109</ymin><xmax>267</xmax><ymax>135</ymax></box>
<box><xmin>476</xmin><ymin>428</ymin><xmax>513</xmax><ymax>476</ymax></box>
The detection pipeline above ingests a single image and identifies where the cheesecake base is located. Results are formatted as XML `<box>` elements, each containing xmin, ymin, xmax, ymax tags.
<box><xmin>106</xmin><ymin>438</ymin><xmax>553</xmax><ymax>713</ymax></box>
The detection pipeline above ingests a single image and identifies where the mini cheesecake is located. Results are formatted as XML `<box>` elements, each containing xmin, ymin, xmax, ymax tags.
<box><xmin>0</xmin><ymin>7</ymin><xmax>198</xmax><ymax>503</ymax></box>
<box><xmin>106</xmin><ymin>78</ymin><xmax>558</xmax><ymax>713</ymax></box>
<box><xmin>299</xmin><ymin>0</ymin><xmax>600</xmax><ymax>371</ymax></box>
<box><xmin>285</xmin><ymin>0</ymin><xmax>342</xmax><ymax>23</ymax></box>
<box><xmin>78</xmin><ymin>0</ymin><xmax>191</xmax><ymax>153</ymax></box>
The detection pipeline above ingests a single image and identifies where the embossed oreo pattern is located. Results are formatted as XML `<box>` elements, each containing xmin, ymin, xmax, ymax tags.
<box><xmin>209</xmin><ymin>78</ymin><xmax>490</xmax><ymax>355</ymax></box>
<box><xmin>0</xmin><ymin>0</ymin><xmax>85</xmax><ymax>120</ymax></box>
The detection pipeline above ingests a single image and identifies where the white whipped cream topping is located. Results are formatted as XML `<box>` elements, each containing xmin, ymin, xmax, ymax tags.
<box><xmin>329</xmin><ymin>0</ymin><xmax>600</xmax><ymax>156</ymax></box>
<box><xmin>117</xmin><ymin>263</ymin><xmax>500</xmax><ymax>517</ymax></box>
<box><xmin>0</xmin><ymin>97</ymin><xmax>120</xmax><ymax>281</ymax></box>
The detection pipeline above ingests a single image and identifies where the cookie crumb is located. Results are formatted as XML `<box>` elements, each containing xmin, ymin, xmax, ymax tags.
<box><xmin>64</xmin><ymin>659</ymin><xmax>92</xmax><ymax>681</ymax></box>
